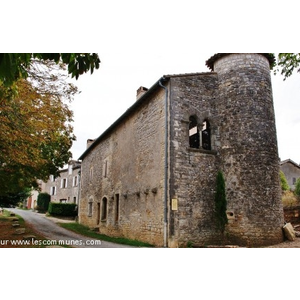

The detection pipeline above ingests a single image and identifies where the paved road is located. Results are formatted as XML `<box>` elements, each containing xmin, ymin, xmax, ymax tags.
<box><xmin>7</xmin><ymin>208</ymin><xmax>134</xmax><ymax>248</ymax></box>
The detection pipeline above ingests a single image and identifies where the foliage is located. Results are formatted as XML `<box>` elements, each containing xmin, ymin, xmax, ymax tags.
<box><xmin>0</xmin><ymin>188</ymin><xmax>32</xmax><ymax>207</ymax></box>
<box><xmin>37</xmin><ymin>193</ymin><xmax>50</xmax><ymax>212</ymax></box>
<box><xmin>275</xmin><ymin>53</ymin><xmax>300</xmax><ymax>80</ymax></box>
<box><xmin>214</xmin><ymin>171</ymin><xmax>228</xmax><ymax>232</ymax></box>
<box><xmin>295</xmin><ymin>178</ymin><xmax>300</xmax><ymax>197</ymax></box>
<box><xmin>0</xmin><ymin>53</ymin><xmax>100</xmax><ymax>86</ymax></box>
<box><xmin>0</xmin><ymin>60</ymin><xmax>76</xmax><ymax>196</ymax></box>
<box><xmin>280</xmin><ymin>171</ymin><xmax>290</xmax><ymax>191</ymax></box>
<box><xmin>48</xmin><ymin>202</ymin><xmax>77</xmax><ymax>217</ymax></box>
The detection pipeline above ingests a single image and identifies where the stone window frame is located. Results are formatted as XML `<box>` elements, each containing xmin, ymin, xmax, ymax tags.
<box><xmin>188</xmin><ymin>115</ymin><xmax>213</xmax><ymax>152</ymax></box>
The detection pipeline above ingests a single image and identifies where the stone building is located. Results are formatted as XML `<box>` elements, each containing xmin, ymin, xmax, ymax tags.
<box><xmin>280</xmin><ymin>159</ymin><xmax>300</xmax><ymax>190</ymax></box>
<box><xmin>44</xmin><ymin>160</ymin><xmax>81</xmax><ymax>204</ymax></box>
<box><xmin>78</xmin><ymin>53</ymin><xmax>284</xmax><ymax>247</ymax></box>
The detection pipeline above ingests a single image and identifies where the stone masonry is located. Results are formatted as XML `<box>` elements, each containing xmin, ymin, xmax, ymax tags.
<box><xmin>78</xmin><ymin>53</ymin><xmax>284</xmax><ymax>247</ymax></box>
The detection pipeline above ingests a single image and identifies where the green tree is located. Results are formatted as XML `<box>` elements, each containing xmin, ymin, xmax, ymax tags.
<box><xmin>275</xmin><ymin>53</ymin><xmax>300</xmax><ymax>80</ymax></box>
<box><xmin>215</xmin><ymin>171</ymin><xmax>228</xmax><ymax>232</ymax></box>
<box><xmin>0</xmin><ymin>53</ymin><xmax>100</xmax><ymax>86</ymax></box>
<box><xmin>280</xmin><ymin>171</ymin><xmax>290</xmax><ymax>191</ymax></box>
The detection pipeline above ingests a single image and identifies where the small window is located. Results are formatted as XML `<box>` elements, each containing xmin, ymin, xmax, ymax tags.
<box><xmin>202</xmin><ymin>120</ymin><xmax>211</xmax><ymax>150</ymax></box>
<box><xmin>189</xmin><ymin>116</ymin><xmax>200</xmax><ymax>148</ymax></box>
<box><xmin>73</xmin><ymin>176</ymin><xmax>78</xmax><ymax>187</ymax></box>
<box><xmin>103</xmin><ymin>161</ymin><xmax>108</xmax><ymax>178</ymax></box>
<box><xmin>88</xmin><ymin>199</ymin><xmax>93</xmax><ymax>217</ymax></box>
<box><xmin>61</xmin><ymin>178</ymin><xmax>67</xmax><ymax>188</ymax></box>
<box><xmin>293</xmin><ymin>178</ymin><xmax>296</xmax><ymax>185</ymax></box>
<box><xmin>50</xmin><ymin>186</ymin><xmax>56</xmax><ymax>196</ymax></box>
<box><xmin>89</xmin><ymin>167</ymin><xmax>93</xmax><ymax>180</ymax></box>
<box><xmin>115</xmin><ymin>194</ymin><xmax>120</xmax><ymax>223</ymax></box>
<box><xmin>101</xmin><ymin>197</ymin><xmax>108</xmax><ymax>221</ymax></box>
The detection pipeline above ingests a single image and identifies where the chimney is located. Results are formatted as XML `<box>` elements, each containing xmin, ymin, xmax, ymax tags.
<box><xmin>136</xmin><ymin>86</ymin><xmax>148</xmax><ymax>101</ymax></box>
<box><xmin>86</xmin><ymin>139</ymin><xmax>94</xmax><ymax>149</ymax></box>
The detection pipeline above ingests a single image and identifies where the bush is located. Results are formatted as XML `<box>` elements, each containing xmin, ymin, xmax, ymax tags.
<box><xmin>280</xmin><ymin>171</ymin><xmax>290</xmax><ymax>191</ymax></box>
<box><xmin>37</xmin><ymin>193</ymin><xmax>50</xmax><ymax>212</ymax></box>
<box><xmin>295</xmin><ymin>178</ymin><xmax>300</xmax><ymax>197</ymax></box>
<box><xmin>48</xmin><ymin>202</ymin><xmax>77</xmax><ymax>217</ymax></box>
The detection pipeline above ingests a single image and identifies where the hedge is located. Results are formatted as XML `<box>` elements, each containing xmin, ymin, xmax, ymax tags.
<box><xmin>37</xmin><ymin>193</ymin><xmax>50</xmax><ymax>212</ymax></box>
<box><xmin>48</xmin><ymin>202</ymin><xmax>78</xmax><ymax>217</ymax></box>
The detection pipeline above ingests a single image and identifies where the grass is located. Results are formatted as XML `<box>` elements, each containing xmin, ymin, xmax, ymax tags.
<box><xmin>282</xmin><ymin>190</ymin><xmax>300</xmax><ymax>207</ymax></box>
<box><xmin>58</xmin><ymin>222</ymin><xmax>154</xmax><ymax>247</ymax></box>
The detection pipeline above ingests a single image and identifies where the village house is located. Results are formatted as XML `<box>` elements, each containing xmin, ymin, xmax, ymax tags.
<box><xmin>78</xmin><ymin>53</ymin><xmax>284</xmax><ymax>247</ymax></box>
<box><xmin>44</xmin><ymin>160</ymin><xmax>81</xmax><ymax>204</ymax></box>
<box><xmin>280</xmin><ymin>159</ymin><xmax>300</xmax><ymax>190</ymax></box>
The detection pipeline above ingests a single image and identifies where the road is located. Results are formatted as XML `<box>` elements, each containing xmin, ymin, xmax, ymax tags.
<box><xmin>7</xmin><ymin>208</ymin><xmax>134</xmax><ymax>248</ymax></box>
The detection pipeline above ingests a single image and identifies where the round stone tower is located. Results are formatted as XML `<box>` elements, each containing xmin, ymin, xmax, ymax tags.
<box><xmin>207</xmin><ymin>53</ymin><xmax>284</xmax><ymax>246</ymax></box>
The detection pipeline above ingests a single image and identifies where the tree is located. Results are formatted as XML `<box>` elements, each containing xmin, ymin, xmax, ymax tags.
<box><xmin>280</xmin><ymin>171</ymin><xmax>290</xmax><ymax>191</ymax></box>
<box><xmin>275</xmin><ymin>53</ymin><xmax>300</xmax><ymax>80</ymax></box>
<box><xmin>295</xmin><ymin>178</ymin><xmax>300</xmax><ymax>197</ymax></box>
<box><xmin>0</xmin><ymin>59</ymin><xmax>76</xmax><ymax>197</ymax></box>
<box><xmin>0</xmin><ymin>53</ymin><xmax>100</xmax><ymax>86</ymax></box>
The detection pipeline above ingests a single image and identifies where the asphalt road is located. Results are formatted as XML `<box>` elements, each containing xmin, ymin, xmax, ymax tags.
<box><xmin>7</xmin><ymin>208</ymin><xmax>134</xmax><ymax>248</ymax></box>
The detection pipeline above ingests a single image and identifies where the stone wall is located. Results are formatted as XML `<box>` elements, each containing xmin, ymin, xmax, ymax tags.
<box><xmin>79</xmin><ymin>88</ymin><xmax>166</xmax><ymax>246</ymax></box>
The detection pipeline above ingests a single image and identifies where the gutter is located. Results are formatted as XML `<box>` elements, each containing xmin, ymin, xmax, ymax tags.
<box><xmin>159</xmin><ymin>77</ymin><xmax>169</xmax><ymax>248</ymax></box>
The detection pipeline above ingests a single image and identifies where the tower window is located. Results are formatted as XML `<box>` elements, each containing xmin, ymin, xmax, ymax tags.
<box><xmin>189</xmin><ymin>116</ymin><xmax>200</xmax><ymax>149</ymax></box>
<box><xmin>202</xmin><ymin>120</ymin><xmax>211</xmax><ymax>150</ymax></box>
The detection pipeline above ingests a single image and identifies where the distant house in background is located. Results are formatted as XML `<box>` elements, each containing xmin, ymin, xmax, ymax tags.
<box><xmin>44</xmin><ymin>160</ymin><xmax>81</xmax><ymax>204</ymax></box>
<box><xmin>280</xmin><ymin>159</ymin><xmax>300</xmax><ymax>190</ymax></box>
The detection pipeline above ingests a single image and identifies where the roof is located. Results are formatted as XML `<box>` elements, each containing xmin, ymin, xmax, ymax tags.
<box><xmin>78</xmin><ymin>71</ymin><xmax>217</xmax><ymax>161</ymax></box>
<box><xmin>280</xmin><ymin>159</ymin><xmax>300</xmax><ymax>169</ymax></box>
<box><xmin>205</xmin><ymin>53</ymin><xmax>276</xmax><ymax>71</ymax></box>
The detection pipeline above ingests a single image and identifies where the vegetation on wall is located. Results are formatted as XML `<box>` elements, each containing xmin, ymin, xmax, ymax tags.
<box><xmin>214</xmin><ymin>171</ymin><xmax>228</xmax><ymax>232</ymax></box>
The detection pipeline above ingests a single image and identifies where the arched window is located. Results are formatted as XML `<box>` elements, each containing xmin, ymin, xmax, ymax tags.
<box><xmin>189</xmin><ymin>116</ymin><xmax>200</xmax><ymax>149</ymax></box>
<box><xmin>202</xmin><ymin>120</ymin><xmax>211</xmax><ymax>150</ymax></box>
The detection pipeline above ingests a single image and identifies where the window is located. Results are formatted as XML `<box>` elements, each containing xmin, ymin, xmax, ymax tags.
<box><xmin>89</xmin><ymin>167</ymin><xmax>93</xmax><ymax>180</ymax></box>
<box><xmin>188</xmin><ymin>116</ymin><xmax>212</xmax><ymax>151</ymax></box>
<box><xmin>68</xmin><ymin>164</ymin><xmax>73</xmax><ymax>175</ymax></box>
<box><xmin>50</xmin><ymin>186</ymin><xmax>56</xmax><ymax>196</ymax></box>
<box><xmin>115</xmin><ymin>194</ymin><xmax>120</xmax><ymax>223</ymax></box>
<box><xmin>189</xmin><ymin>116</ymin><xmax>200</xmax><ymax>149</ymax></box>
<box><xmin>88</xmin><ymin>198</ymin><xmax>93</xmax><ymax>217</ymax></box>
<box><xmin>101</xmin><ymin>197</ymin><xmax>108</xmax><ymax>221</ymax></box>
<box><xmin>60</xmin><ymin>199</ymin><xmax>67</xmax><ymax>203</ymax></box>
<box><xmin>202</xmin><ymin>120</ymin><xmax>211</xmax><ymax>150</ymax></box>
<box><xmin>73</xmin><ymin>176</ymin><xmax>78</xmax><ymax>187</ymax></box>
<box><xmin>103</xmin><ymin>160</ymin><xmax>108</xmax><ymax>178</ymax></box>
<box><xmin>61</xmin><ymin>178</ymin><xmax>67</xmax><ymax>188</ymax></box>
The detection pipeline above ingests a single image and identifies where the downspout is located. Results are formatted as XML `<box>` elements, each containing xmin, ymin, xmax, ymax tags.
<box><xmin>159</xmin><ymin>77</ymin><xmax>168</xmax><ymax>248</ymax></box>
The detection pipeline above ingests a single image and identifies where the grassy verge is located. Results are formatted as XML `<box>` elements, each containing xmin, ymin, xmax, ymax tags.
<box><xmin>58</xmin><ymin>222</ymin><xmax>154</xmax><ymax>247</ymax></box>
